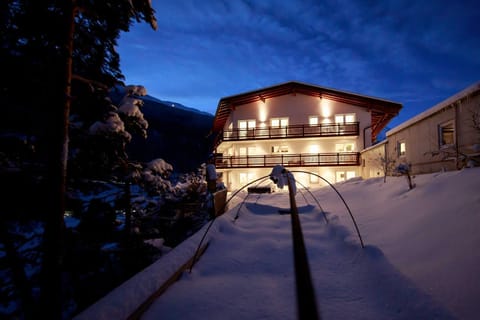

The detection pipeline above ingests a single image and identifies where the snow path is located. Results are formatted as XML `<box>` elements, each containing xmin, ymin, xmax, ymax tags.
<box><xmin>75</xmin><ymin>168</ymin><xmax>480</xmax><ymax>320</ymax></box>
<box><xmin>141</xmin><ymin>193</ymin><xmax>454</xmax><ymax>320</ymax></box>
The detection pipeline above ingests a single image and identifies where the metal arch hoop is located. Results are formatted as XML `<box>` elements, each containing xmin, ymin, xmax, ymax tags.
<box><xmin>290</xmin><ymin>170</ymin><xmax>365</xmax><ymax>248</ymax></box>
<box><xmin>189</xmin><ymin>170</ymin><xmax>364</xmax><ymax>273</ymax></box>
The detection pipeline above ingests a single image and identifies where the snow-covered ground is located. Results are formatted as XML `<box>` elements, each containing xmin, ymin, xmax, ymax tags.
<box><xmin>75</xmin><ymin>167</ymin><xmax>480</xmax><ymax>320</ymax></box>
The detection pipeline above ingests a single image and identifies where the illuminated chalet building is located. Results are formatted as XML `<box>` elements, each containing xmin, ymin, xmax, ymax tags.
<box><xmin>211</xmin><ymin>81</ymin><xmax>402</xmax><ymax>191</ymax></box>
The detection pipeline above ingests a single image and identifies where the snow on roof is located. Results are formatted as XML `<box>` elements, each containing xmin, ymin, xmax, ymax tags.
<box><xmin>387</xmin><ymin>81</ymin><xmax>480</xmax><ymax>136</ymax></box>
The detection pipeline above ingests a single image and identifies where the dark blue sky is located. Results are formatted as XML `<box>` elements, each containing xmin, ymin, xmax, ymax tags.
<box><xmin>117</xmin><ymin>0</ymin><xmax>479</xmax><ymax>128</ymax></box>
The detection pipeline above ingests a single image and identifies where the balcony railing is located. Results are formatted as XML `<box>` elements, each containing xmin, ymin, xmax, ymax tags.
<box><xmin>220</xmin><ymin>122</ymin><xmax>359</xmax><ymax>143</ymax></box>
<box><xmin>215</xmin><ymin>152</ymin><xmax>360</xmax><ymax>169</ymax></box>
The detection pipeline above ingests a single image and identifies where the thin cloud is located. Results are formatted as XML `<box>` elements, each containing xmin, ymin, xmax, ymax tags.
<box><xmin>117</xmin><ymin>0</ymin><xmax>480</xmax><ymax>123</ymax></box>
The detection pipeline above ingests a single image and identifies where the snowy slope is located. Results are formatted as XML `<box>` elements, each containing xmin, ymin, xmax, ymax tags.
<box><xmin>74</xmin><ymin>167</ymin><xmax>480</xmax><ymax>320</ymax></box>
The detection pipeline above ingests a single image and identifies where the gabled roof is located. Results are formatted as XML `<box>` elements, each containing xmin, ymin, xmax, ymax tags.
<box><xmin>386</xmin><ymin>81</ymin><xmax>480</xmax><ymax>136</ymax></box>
<box><xmin>212</xmin><ymin>81</ymin><xmax>402</xmax><ymax>140</ymax></box>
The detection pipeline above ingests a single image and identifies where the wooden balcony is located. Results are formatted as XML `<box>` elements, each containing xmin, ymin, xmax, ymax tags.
<box><xmin>215</xmin><ymin>152</ymin><xmax>360</xmax><ymax>169</ymax></box>
<box><xmin>218</xmin><ymin>122</ymin><xmax>359</xmax><ymax>145</ymax></box>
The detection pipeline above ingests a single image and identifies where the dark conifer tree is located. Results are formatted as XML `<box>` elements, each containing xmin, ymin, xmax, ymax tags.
<box><xmin>0</xmin><ymin>1</ymin><xmax>157</xmax><ymax>318</ymax></box>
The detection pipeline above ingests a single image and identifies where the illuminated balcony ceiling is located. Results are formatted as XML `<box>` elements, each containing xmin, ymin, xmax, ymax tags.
<box><xmin>212</xmin><ymin>81</ymin><xmax>402</xmax><ymax>141</ymax></box>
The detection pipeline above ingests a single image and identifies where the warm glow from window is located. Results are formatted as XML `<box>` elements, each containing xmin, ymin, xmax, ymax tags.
<box><xmin>309</xmin><ymin>145</ymin><xmax>319</xmax><ymax>153</ymax></box>
<box><xmin>399</xmin><ymin>141</ymin><xmax>406</xmax><ymax>156</ymax></box>
<box><xmin>272</xmin><ymin>145</ymin><xmax>288</xmax><ymax>153</ymax></box>
<box><xmin>239</xmin><ymin>172</ymin><xmax>255</xmax><ymax>184</ymax></box>
<box><xmin>335</xmin><ymin>143</ymin><xmax>355</xmax><ymax>152</ymax></box>
<box><xmin>309</xmin><ymin>116</ymin><xmax>318</xmax><ymax>126</ymax></box>
<box><xmin>335</xmin><ymin>113</ymin><xmax>356</xmax><ymax>123</ymax></box>
<box><xmin>345</xmin><ymin>114</ymin><xmax>355</xmax><ymax>122</ymax></box>
<box><xmin>271</xmin><ymin>118</ymin><xmax>288</xmax><ymax>127</ymax></box>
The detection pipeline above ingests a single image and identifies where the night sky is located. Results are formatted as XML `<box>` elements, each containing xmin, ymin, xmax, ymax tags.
<box><xmin>117</xmin><ymin>0</ymin><xmax>480</xmax><ymax>128</ymax></box>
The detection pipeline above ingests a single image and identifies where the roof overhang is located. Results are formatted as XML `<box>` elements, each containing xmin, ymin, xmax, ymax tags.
<box><xmin>212</xmin><ymin>81</ymin><xmax>402</xmax><ymax>141</ymax></box>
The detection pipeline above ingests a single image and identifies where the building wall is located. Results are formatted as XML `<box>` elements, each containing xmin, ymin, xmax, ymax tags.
<box><xmin>384</xmin><ymin>87</ymin><xmax>480</xmax><ymax>175</ymax></box>
<box><xmin>360</xmin><ymin>142</ymin><xmax>386</xmax><ymax>179</ymax></box>
<box><xmin>220</xmin><ymin>166</ymin><xmax>360</xmax><ymax>192</ymax></box>
<box><xmin>223</xmin><ymin>94</ymin><xmax>372</xmax><ymax>148</ymax></box>
<box><xmin>216</xmin><ymin>93</ymin><xmax>373</xmax><ymax>190</ymax></box>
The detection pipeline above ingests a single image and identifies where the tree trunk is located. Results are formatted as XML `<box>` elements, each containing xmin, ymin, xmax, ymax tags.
<box><xmin>40</xmin><ymin>2</ymin><xmax>75</xmax><ymax>319</ymax></box>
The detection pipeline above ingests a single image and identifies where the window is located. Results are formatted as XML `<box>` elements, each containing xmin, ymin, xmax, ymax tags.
<box><xmin>336</xmin><ymin>171</ymin><xmax>356</xmax><ymax>182</ymax></box>
<box><xmin>335</xmin><ymin>113</ymin><xmax>355</xmax><ymax>123</ymax></box>
<box><xmin>309</xmin><ymin>116</ymin><xmax>319</xmax><ymax>126</ymax></box>
<box><xmin>336</xmin><ymin>171</ymin><xmax>345</xmax><ymax>182</ymax></box>
<box><xmin>238</xmin><ymin>120</ymin><xmax>256</xmax><ymax>138</ymax></box>
<box><xmin>239</xmin><ymin>172</ymin><xmax>255</xmax><ymax>184</ymax></box>
<box><xmin>310</xmin><ymin>174</ymin><xmax>319</xmax><ymax>184</ymax></box>
<box><xmin>335</xmin><ymin>143</ymin><xmax>354</xmax><ymax>152</ymax></box>
<box><xmin>439</xmin><ymin>121</ymin><xmax>455</xmax><ymax>148</ymax></box>
<box><xmin>398</xmin><ymin>141</ymin><xmax>406</xmax><ymax>157</ymax></box>
<box><xmin>271</xmin><ymin>118</ymin><xmax>288</xmax><ymax>127</ymax></box>
<box><xmin>271</xmin><ymin>145</ymin><xmax>288</xmax><ymax>153</ymax></box>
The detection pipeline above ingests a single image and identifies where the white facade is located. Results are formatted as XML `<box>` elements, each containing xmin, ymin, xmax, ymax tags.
<box><xmin>211</xmin><ymin>82</ymin><xmax>401</xmax><ymax>191</ymax></box>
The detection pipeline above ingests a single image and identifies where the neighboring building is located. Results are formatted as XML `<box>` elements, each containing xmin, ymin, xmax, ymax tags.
<box><xmin>210</xmin><ymin>81</ymin><xmax>402</xmax><ymax>191</ymax></box>
<box><xmin>361</xmin><ymin>81</ymin><xmax>480</xmax><ymax>179</ymax></box>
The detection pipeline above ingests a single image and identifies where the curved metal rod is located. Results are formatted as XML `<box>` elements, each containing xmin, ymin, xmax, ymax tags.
<box><xmin>234</xmin><ymin>176</ymin><xmax>272</xmax><ymax>220</ymax></box>
<box><xmin>296</xmin><ymin>182</ymin><xmax>310</xmax><ymax>204</ymax></box>
<box><xmin>189</xmin><ymin>175</ymin><xmax>273</xmax><ymax>272</ymax></box>
<box><xmin>234</xmin><ymin>192</ymin><xmax>251</xmax><ymax>221</ymax></box>
<box><xmin>291</xmin><ymin>170</ymin><xmax>364</xmax><ymax>248</ymax></box>
<box><xmin>294</xmin><ymin>178</ymin><xmax>328</xmax><ymax>224</ymax></box>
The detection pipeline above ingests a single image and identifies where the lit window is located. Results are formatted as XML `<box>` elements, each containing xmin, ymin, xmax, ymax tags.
<box><xmin>439</xmin><ymin>121</ymin><xmax>455</xmax><ymax>148</ymax></box>
<box><xmin>309</xmin><ymin>116</ymin><xmax>319</xmax><ymax>126</ymax></box>
<box><xmin>238</xmin><ymin>120</ymin><xmax>256</xmax><ymax>138</ymax></box>
<box><xmin>271</xmin><ymin>145</ymin><xmax>288</xmax><ymax>153</ymax></box>
<box><xmin>239</xmin><ymin>173</ymin><xmax>248</xmax><ymax>184</ymax></box>
<box><xmin>336</xmin><ymin>171</ymin><xmax>346</xmax><ymax>182</ymax></box>
<box><xmin>335</xmin><ymin>113</ymin><xmax>355</xmax><ymax>123</ymax></box>
<box><xmin>398</xmin><ymin>141</ymin><xmax>406</xmax><ymax>156</ymax></box>
<box><xmin>271</xmin><ymin>118</ymin><xmax>288</xmax><ymax>127</ymax></box>
<box><xmin>239</xmin><ymin>172</ymin><xmax>255</xmax><ymax>184</ymax></box>
<box><xmin>310</xmin><ymin>174</ymin><xmax>319</xmax><ymax>184</ymax></box>
<box><xmin>345</xmin><ymin>114</ymin><xmax>355</xmax><ymax>123</ymax></box>
<box><xmin>346</xmin><ymin>171</ymin><xmax>356</xmax><ymax>180</ymax></box>
<box><xmin>336</xmin><ymin>171</ymin><xmax>355</xmax><ymax>182</ymax></box>
<box><xmin>335</xmin><ymin>143</ymin><xmax>354</xmax><ymax>152</ymax></box>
